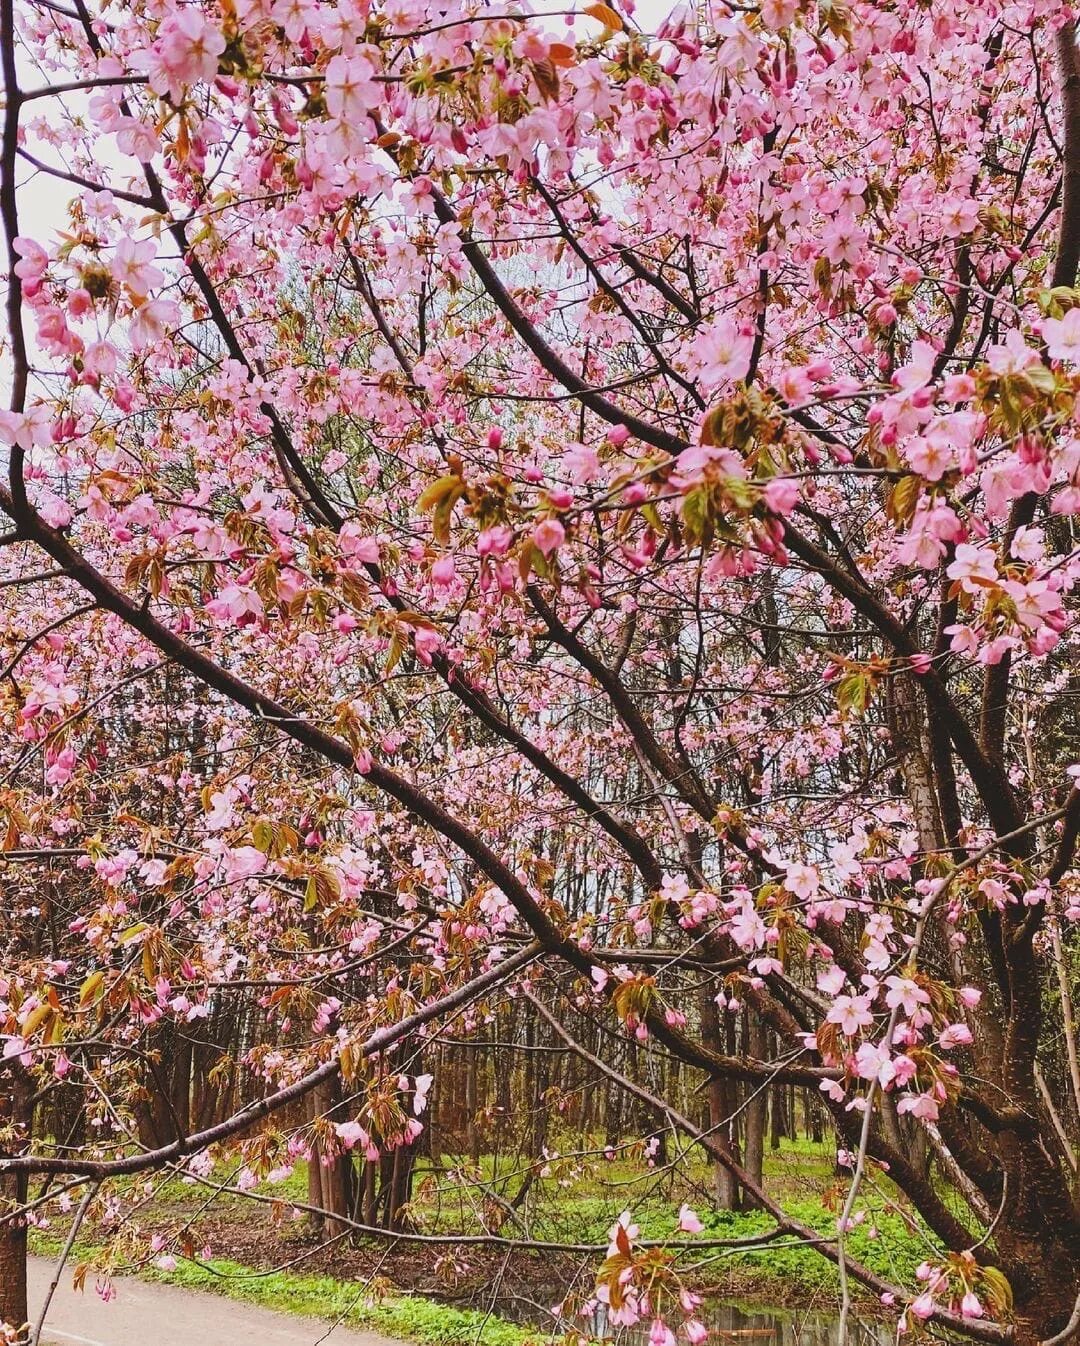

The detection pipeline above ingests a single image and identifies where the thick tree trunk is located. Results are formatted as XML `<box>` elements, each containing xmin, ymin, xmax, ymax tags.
<box><xmin>0</xmin><ymin>1172</ymin><xmax>28</xmax><ymax>1341</ymax></box>
<box><xmin>0</xmin><ymin>1067</ymin><xmax>32</xmax><ymax>1340</ymax></box>
<box><xmin>998</xmin><ymin>1222</ymin><xmax>1080</xmax><ymax>1345</ymax></box>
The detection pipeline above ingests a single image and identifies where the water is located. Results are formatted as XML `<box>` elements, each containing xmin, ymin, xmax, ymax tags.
<box><xmin>493</xmin><ymin>1292</ymin><xmax>895</xmax><ymax>1346</ymax></box>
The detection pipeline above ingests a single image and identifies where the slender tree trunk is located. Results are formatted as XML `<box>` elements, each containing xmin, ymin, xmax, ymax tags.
<box><xmin>427</xmin><ymin>1051</ymin><xmax>442</xmax><ymax>1165</ymax></box>
<box><xmin>307</xmin><ymin>1128</ymin><xmax>326</xmax><ymax>1238</ymax></box>
<box><xmin>388</xmin><ymin>1139</ymin><xmax>416</xmax><ymax>1231</ymax></box>
<box><xmin>701</xmin><ymin>992</ymin><xmax>739</xmax><ymax>1209</ymax></box>
<box><xmin>465</xmin><ymin>1049</ymin><xmax>479</xmax><ymax>1165</ymax></box>
<box><xmin>770</xmin><ymin>1074</ymin><xmax>786</xmax><ymax>1151</ymax></box>
<box><xmin>362</xmin><ymin>1157</ymin><xmax>377</xmax><ymax>1225</ymax></box>
<box><xmin>307</xmin><ymin>1077</ymin><xmax>352</xmax><ymax>1235</ymax></box>
<box><xmin>807</xmin><ymin>1092</ymin><xmax>823</xmax><ymax>1144</ymax></box>
<box><xmin>743</xmin><ymin>1014</ymin><xmax>767</xmax><ymax>1201</ymax></box>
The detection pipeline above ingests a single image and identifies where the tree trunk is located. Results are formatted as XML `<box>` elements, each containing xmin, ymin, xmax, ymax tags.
<box><xmin>769</xmin><ymin>1077</ymin><xmax>786</xmax><ymax>1150</ymax></box>
<box><xmin>996</xmin><ymin>1218</ymin><xmax>1080</xmax><ymax>1346</ymax></box>
<box><xmin>427</xmin><ymin>1050</ymin><xmax>442</xmax><ymax>1165</ymax></box>
<box><xmin>307</xmin><ymin>1130</ymin><xmax>326</xmax><ymax>1238</ymax></box>
<box><xmin>743</xmin><ymin>1014</ymin><xmax>767</xmax><ymax>1202</ymax></box>
<box><xmin>388</xmin><ymin>1139</ymin><xmax>416</xmax><ymax>1232</ymax></box>
<box><xmin>362</xmin><ymin>1157</ymin><xmax>377</xmax><ymax>1225</ymax></box>
<box><xmin>465</xmin><ymin>1049</ymin><xmax>479</xmax><ymax>1165</ymax></box>
<box><xmin>701</xmin><ymin>992</ymin><xmax>739</xmax><ymax>1209</ymax></box>
<box><xmin>307</xmin><ymin>1077</ymin><xmax>352</xmax><ymax>1235</ymax></box>
<box><xmin>0</xmin><ymin>1067</ymin><xmax>32</xmax><ymax>1340</ymax></box>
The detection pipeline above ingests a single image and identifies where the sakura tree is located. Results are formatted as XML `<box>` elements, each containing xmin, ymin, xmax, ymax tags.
<box><xmin>1</xmin><ymin>0</ymin><xmax>1080</xmax><ymax>1342</ymax></box>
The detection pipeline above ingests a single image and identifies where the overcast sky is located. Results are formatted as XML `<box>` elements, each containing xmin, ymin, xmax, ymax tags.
<box><xmin>12</xmin><ymin>0</ymin><xmax>677</xmax><ymax>242</ymax></box>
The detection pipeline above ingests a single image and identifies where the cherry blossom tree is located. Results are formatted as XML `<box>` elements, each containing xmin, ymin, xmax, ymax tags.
<box><xmin>2</xmin><ymin>0</ymin><xmax>1080</xmax><ymax>1343</ymax></box>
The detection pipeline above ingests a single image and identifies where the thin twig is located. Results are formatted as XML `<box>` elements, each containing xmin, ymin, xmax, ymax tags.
<box><xmin>30</xmin><ymin>1179</ymin><xmax>100</xmax><ymax>1346</ymax></box>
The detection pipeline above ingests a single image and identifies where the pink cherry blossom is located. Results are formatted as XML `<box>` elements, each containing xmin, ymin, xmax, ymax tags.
<box><xmin>827</xmin><ymin>994</ymin><xmax>874</xmax><ymax>1037</ymax></box>
<box><xmin>946</xmin><ymin>544</ymin><xmax>998</xmax><ymax>593</ymax></box>
<box><xmin>695</xmin><ymin>318</ymin><xmax>752</xmax><ymax>390</ymax></box>
<box><xmin>1043</xmin><ymin>307</ymin><xmax>1080</xmax><ymax>362</ymax></box>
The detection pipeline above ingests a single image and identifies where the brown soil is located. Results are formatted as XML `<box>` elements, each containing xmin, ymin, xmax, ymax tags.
<box><xmin>182</xmin><ymin>1200</ymin><xmax>875</xmax><ymax>1323</ymax></box>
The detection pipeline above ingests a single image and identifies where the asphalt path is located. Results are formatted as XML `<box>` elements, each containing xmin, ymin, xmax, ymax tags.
<box><xmin>27</xmin><ymin>1255</ymin><xmax>406</xmax><ymax>1346</ymax></box>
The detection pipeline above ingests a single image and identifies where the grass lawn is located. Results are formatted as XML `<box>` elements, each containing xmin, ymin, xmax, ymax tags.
<box><xmin>30</xmin><ymin>1138</ymin><xmax>941</xmax><ymax>1345</ymax></box>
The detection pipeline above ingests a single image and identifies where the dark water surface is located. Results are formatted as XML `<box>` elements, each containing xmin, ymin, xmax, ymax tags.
<box><xmin>497</xmin><ymin>1294</ymin><xmax>895</xmax><ymax>1345</ymax></box>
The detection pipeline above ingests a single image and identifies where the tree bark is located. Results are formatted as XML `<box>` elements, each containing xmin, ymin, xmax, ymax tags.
<box><xmin>743</xmin><ymin>1014</ymin><xmax>767</xmax><ymax>1201</ymax></box>
<box><xmin>0</xmin><ymin>1067</ymin><xmax>32</xmax><ymax>1340</ymax></box>
<box><xmin>465</xmin><ymin>1049</ymin><xmax>479</xmax><ymax>1165</ymax></box>
<box><xmin>701</xmin><ymin>992</ymin><xmax>739</xmax><ymax>1209</ymax></box>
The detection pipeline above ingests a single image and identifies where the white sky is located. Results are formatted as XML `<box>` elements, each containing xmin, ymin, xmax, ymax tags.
<box><xmin>11</xmin><ymin>0</ymin><xmax>677</xmax><ymax>242</ymax></box>
<box><xmin>4</xmin><ymin>0</ymin><xmax>679</xmax><ymax>409</ymax></box>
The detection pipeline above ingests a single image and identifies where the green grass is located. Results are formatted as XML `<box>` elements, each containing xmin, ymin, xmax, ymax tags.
<box><xmin>31</xmin><ymin>1139</ymin><xmax>939</xmax><ymax>1338</ymax></box>
<box><xmin>695</xmin><ymin>1200</ymin><xmax>934</xmax><ymax>1291</ymax></box>
<box><xmin>158</xmin><ymin>1138</ymin><xmax>939</xmax><ymax>1291</ymax></box>
<box><xmin>30</xmin><ymin>1233</ymin><xmax>533</xmax><ymax>1346</ymax></box>
<box><xmin>145</xmin><ymin>1257</ymin><xmax>534</xmax><ymax>1346</ymax></box>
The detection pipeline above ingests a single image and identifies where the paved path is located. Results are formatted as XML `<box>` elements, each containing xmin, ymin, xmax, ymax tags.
<box><xmin>28</xmin><ymin>1256</ymin><xmax>405</xmax><ymax>1346</ymax></box>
